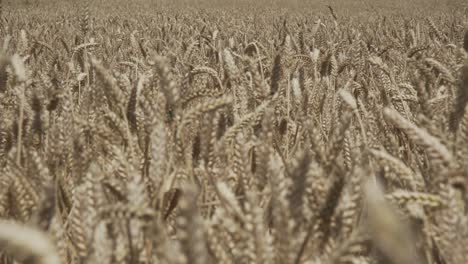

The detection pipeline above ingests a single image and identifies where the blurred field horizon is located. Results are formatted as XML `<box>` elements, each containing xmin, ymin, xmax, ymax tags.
<box><xmin>5</xmin><ymin>0</ymin><xmax>468</xmax><ymax>12</ymax></box>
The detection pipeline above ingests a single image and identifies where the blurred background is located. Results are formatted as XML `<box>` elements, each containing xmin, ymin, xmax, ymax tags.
<box><xmin>5</xmin><ymin>0</ymin><xmax>468</xmax><ymax>12</ymax></box>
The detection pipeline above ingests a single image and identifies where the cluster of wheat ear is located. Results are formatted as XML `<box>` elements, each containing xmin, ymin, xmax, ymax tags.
<box><xmin>0</xmin><ymin>1</ymin><xmax>468</xmax><ymax>264</ymax></box>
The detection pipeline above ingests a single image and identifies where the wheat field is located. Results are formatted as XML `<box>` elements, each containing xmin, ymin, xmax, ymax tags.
<box><xmin>0</xmin><ymin>0</ymin><xmax>467</xmax><ymax>263</ymax></box>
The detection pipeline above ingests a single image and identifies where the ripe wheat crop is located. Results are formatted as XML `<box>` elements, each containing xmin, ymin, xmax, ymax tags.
<box><xmin>0</xmin><ymin>0</ymin><xmax>467</xmax><ymax>263</ymax></box>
